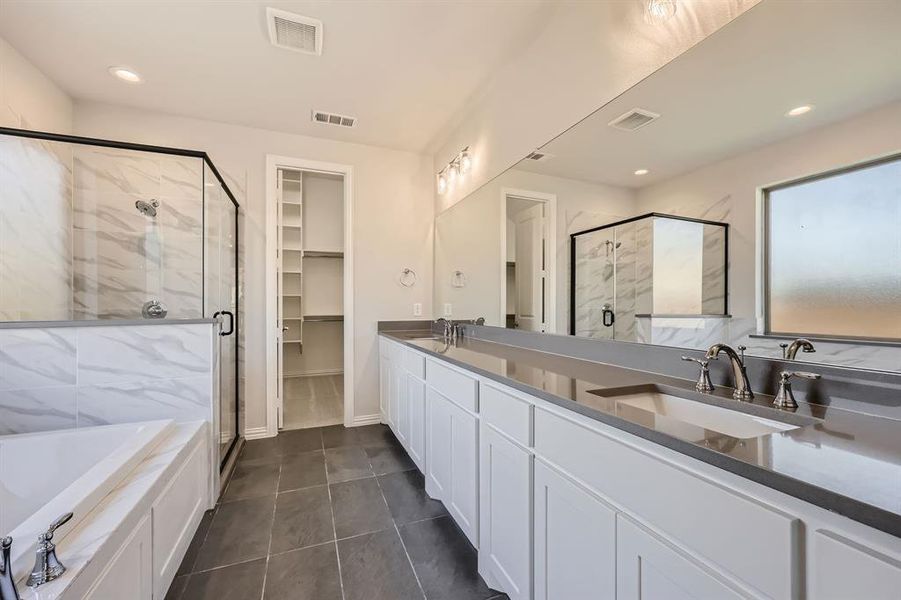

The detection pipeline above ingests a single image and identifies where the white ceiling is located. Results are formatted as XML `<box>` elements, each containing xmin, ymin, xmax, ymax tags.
<box><xmin>0</xmin><ymin>0</ymin><xmax>552</xmax><ymax>152</ymax></box>
<box><xmin>515</xmin><ymin>0</ymin><xmax>901</xmax><ymax>189</ymax></box>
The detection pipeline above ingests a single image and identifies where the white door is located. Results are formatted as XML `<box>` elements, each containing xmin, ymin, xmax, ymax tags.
<box><xmin>617</xmin><ymin>515</ymin><xmax>744</xmax><ymax>600</ymax></box>
<box><xmin>534</xmin><ymin>460</ymin><xmax>615</xmax><ymax>600</ymax></box>
<box><xmin>479</xmin><ymin>425</ymin><xmax>532</xmax><ymax>600</ymax></box>
<box><xmin>514</xmin><ymin>202</ymin><xmax>545</xmax><ymax>331</ymax></box>
<box><xmin>811</xmin><ymin>530</ymin><xmax>901</xmax><ymax>600</ymax></box>
<box><xmin>407</xmin><ymin>375</ymin><xmax>426</xmax><ymax>472</ymax></box>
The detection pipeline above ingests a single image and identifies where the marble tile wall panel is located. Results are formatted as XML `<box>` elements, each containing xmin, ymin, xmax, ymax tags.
<box><xmin>0</xmin><ymin>323</ymin><xmax>214</xmax><ymax>436</ymax></box>
<box><xmin>613</xmin><ymin>223</ymin><xmax>638</xmax><ymax>342</ymax></box>
<box><xmin>0</xmin><ymin>136</ymin><xmax>73</xmax><ymax>321</ymax></box>
<box><xmin>701</xmin><ymin>225</ymin><xmax>727</xmax><ymax>314</ymax></box>
<box><xmin>72</xmin><ymin>146</ymin><xmax>203</xmax><ymax>320</ymax></box>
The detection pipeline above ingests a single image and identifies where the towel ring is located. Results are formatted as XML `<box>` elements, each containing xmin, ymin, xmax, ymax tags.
<box><xmin>399</xmin><ymin>268</ymin><xmax>417</xmax><ymax>287</ymax></box>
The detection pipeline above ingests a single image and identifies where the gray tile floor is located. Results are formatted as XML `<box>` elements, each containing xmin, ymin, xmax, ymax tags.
<box><xmin>167</xmin><ymin>424</ymin><xmax>508</xmax><ymax>600</ymax></box>
<box><xmin>282</xmin><ymin>375</ymin><xmax>344</xmax><ymax>430</ymax></box>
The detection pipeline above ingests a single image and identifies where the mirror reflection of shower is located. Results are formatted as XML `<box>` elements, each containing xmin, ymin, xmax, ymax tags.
<box><xmin>137</xmin><ymin>198</ymin><xmax>165</xmax><ymax>318</ymax></box>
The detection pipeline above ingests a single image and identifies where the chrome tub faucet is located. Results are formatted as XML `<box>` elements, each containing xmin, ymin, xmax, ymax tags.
<box><xmin>1</xmin><ymin>537</ymin><xmax>19</xmax><ymax>600</ymax></box>
<box><xmin>27</xmin><ymin>512</ymin><xmax>72</xmax><ymax>588</ymax></box>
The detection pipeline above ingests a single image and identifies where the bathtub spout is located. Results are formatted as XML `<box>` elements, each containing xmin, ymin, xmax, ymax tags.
<box><xmin>0</xmin><ymin>537</ymin><xmax>20</xmax><ymax>600</ymax></box>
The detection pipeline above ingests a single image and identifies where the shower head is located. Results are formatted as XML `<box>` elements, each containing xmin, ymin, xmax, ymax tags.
<box><xmin>135</xmin><ymin>198</ymin><xmax>159</xmax><ymax>217</ymax></box>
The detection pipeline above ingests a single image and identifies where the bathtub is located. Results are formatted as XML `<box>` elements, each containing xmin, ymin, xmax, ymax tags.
<box><xmin>0</xmin><ymin>420</ymin><xmax>175</xmax><ymax>583</ymax></box>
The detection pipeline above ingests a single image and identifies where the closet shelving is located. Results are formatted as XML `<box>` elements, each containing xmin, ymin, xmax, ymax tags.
<box><xmin>277</xmin><ymin>167</ymin><xmax>345</xmax><ymax>429</ymax></box>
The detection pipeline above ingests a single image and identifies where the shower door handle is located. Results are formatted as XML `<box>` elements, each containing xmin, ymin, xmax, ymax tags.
<box><xmin>213</xmin><ymin>310</ymin><xmax>235</xmax><ymax>336</ymax></box>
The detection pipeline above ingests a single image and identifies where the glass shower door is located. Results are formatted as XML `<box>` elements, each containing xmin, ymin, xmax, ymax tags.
<box><xmin>204</xmin><ymin>163</ymin><xmax>239</xmax><ymax>465</ymax></box>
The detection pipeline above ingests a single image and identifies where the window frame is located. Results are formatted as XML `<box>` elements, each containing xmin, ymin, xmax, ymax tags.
<box><xmin>762</xmin><ymin>152</ymin><xmax>901</xmax><ymax>343</ymax></box>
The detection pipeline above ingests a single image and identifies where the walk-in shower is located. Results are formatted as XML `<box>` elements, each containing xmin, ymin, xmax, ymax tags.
<box><xmin>0</xmin><ymin>127</ymin><xmax>241</xmax><ymax>466</ymax></box>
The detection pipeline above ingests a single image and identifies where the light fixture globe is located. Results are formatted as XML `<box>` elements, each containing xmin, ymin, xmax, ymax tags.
<box><xmin>646</xmin><ymin>0</ymin><xmax>677</xmax><ymax>23</ymax></box>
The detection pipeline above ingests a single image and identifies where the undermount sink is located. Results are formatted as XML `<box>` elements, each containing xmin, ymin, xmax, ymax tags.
<box><xmin>588</xmin><ymin>384</ymin><xmax>814</xmax><ymax>441</ymax></box>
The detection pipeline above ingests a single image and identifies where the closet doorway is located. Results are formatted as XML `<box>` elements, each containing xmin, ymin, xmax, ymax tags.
<box><xmin>266</xmin><ymin>157</ymin><xmax>353</xmax><ymax>435</ymax></box>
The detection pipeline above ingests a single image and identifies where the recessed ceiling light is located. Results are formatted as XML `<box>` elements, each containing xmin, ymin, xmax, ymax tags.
<box><xmin>785</xmin><ymin>105</ymin><xmax>813</xmax><ymax>117</ymax></box>
<box><xmin>108</xmin><ymin>66</ymin><xmax>142</xmax><ymax>84</ymax></box>
<box><xmin>634</xmin><ymin>169</ymin><xmax>649</xmax><ymax>176</ymax></box>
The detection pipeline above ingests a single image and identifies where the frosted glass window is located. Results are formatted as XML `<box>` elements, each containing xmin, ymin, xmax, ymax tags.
<box><xmin>766</xmin><ymin>157</ymin><xmax>901</xmax><ymax>341</ymax></box>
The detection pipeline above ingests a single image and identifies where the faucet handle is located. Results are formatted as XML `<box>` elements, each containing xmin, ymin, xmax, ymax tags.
<box><xmin>681</xmin><ymin>356</ymin><xmax>714</xmax><ymax>393</ymax></box>
<box><xmin>779</xmin><ymin>343</ymin><xmax>789</xmax><ymax>359</ymax></box>
<box><xmin>774</xmin><ymin>371</ymin><xmax>821</xmax><ymax>410</ymax></box>
<box><xmin>43</xmin><ymin>512</ymin><xmax>72</xmax><ymax>540</ymax></box>
<box><xmin>737</xmin><ymin>345</ymin><xmax>747</xmax><ymax>362</ymax></box>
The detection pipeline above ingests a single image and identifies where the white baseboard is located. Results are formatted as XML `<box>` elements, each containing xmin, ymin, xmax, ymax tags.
<box><xmin>351</xmin><ymin>413</ymin><xmax>381</xmax><ymax>427</ymax></box>
<box><xmin>244</xmin><ymin>426</ymin><xmax>272</xmax><ymax>440</ymax></box>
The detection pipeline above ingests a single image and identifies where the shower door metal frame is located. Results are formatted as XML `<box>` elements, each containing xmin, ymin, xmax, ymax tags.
<box><xmin>0</xmin><ymin>126</ymin><xmax>243</xmax><ymax>470</ymax></box>
<box><xmin>568</xmin><ymin>212</ymin><xmax>730</xmax><ymax>335</ymax></box>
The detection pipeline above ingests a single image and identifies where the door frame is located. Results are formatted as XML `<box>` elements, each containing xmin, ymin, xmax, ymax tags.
<box><xmin>499</xmin><ymin>188</ymin><xmax>557</xmax><ymax>333</ymax></box>
<box><xmin>265</xmin><ymin>154</ymin><xmax>355</xmax><ymax>436</ymax></box>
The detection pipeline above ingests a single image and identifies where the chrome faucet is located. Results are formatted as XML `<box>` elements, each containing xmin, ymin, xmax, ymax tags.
<box><xmin>681</xmin><ymin>356</ymin><xmax>714</xmax><ymax>393</ymax></box>
<box><xmin>27</xmin><ymin>512</ymin><xmax>72</xmax><ymax>588</ymax></box>
<box><xmin>1</xmin><ymin>537</ymin><xmax>19</xmax><ymax>600</ymax></box>
<box><xmin>782</xmin><ymin>338</ymin><xmax>816</xmax><ymax>360</ymax></box>
<box><xmin>435</xmin><ymin>318</ymin><xmax>452</xmax><ymax>340</ymax></box>
<box><xmin>705</xmin><ymin>344</ymin><xmax>754</xmax><ymax>400</ymax></box>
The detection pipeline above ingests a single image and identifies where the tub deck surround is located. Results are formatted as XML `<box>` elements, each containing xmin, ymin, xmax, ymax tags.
<box><xmin>0</xmin><ymin>420</ymin><xmax>176</xmax><ymax>582</ymax></box>
<box><xmin>15</xmin><ymin>421</ymin><xmax>209</xmax><ymax>600</ymax></box>
<box><xmin>378</xmin><ymin>328</ymin><xmax>901</xmax><ymax>538</ymax></box>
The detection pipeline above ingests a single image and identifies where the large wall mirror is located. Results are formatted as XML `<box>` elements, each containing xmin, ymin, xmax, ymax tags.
<box><xmin>434</xmin><ymin>0</ymin><xmax>901</xmax><ymax>373</ymax></box>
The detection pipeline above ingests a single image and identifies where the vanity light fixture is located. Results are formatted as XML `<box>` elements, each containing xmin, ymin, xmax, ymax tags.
<box><xmin>646</xmin><ymin>0</ymin><xmax>677</xmax><ymax>23</ymax></box>
<box><xmin>785</xmin><ymin>104</ymin><xmax>814</xmax><ymax>117</ymax></box>
<box><xmin>108</xmin><ymin>66</ymin><xmax>142</xmax><ymax>83</ymax></box>
<box><xmin>634</xmin><ymin>169</ymin><xmax>649</xmax><ymax>176</ymax></box>
<box><xmin>436</xmin><ymin>146</ymin><xmax>472</xmax><ymax>194</ymax></box>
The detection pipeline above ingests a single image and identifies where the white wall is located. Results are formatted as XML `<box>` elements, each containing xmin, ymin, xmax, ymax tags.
<box><xmin>0</xmin><ymin>36</ymin><xmax>72</xmax><ymax>132</ymax></box>
<box><xmin>430</xmin><ymin>0</ymin><xmax>757</xmax><ymax>213</ymax></box>
<box><xmin>75</xmin><ymin>101</ymin><xmax>434</xmax><ymax>433</ymax></box>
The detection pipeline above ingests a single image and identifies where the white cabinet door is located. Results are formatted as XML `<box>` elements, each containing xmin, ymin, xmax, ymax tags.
<box><xmin>617</xmin><ymin>516</ymin><xmax>744</xmax><ymax>600</ymax></box>
<box><xmin>84</xmin><ymin>514</ymin><xmax>152</xmax><ymax>600</ymax></box>
<box><xmin>395</xmin><ymin>361</ymin><xmax>409</xmax><ymax>448</ymax></box>
<box><xmin>448</xmin><ymin>398</ymin><xmax>479</xmax><ymax>547</ymax></box>
<box><xmin>379</xmin><ymin>350</ymin><xmax>392</xmax><ymax>428</ymax></box>
<box><xmin>811</xmin><ymin>530</ymin><xmax>901</xmax><ymax>600</ymax></box>
<box><xmin>426</xmin><ymin>388</ymin><xmax>453</xmax><ymax>501</ymax></box>
<box><xmin>534</xmin><ymin>460</ymin><xmax>615</xmax><ymax>600</ymax></box>
<box><xmin>425</xmin><ymin>388</ymin><xmax>479</xmax><ymax>547</ymax></box>
<box><xmin>479</xmin><ymin>425</ymin><xmax>532</xmax><ymax>600</ymax></box>
<box><xmin>407</xmin><ymin>374</ymin><xmax>426</xmax><ymax>472</ymax></box>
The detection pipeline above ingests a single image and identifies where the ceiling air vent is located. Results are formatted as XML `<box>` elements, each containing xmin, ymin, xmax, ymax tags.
<box><xmin>267</xmin><ymin>7</ymin><xmax>323</xmax><ymax>55</ymax></box>
<box><xmin>525</xmin><ymin>151</ymin><xmax>554</xmax><ymax>162</ymax></box>
<box><xmin>312</xmin><ymin>110</ymin><xmax>356</xmax><ymax>128</ymax></box>
<box><xmin>607</xmin><ymin>108</ymin><xmax>660</xmax><ymax>132</ymax></box>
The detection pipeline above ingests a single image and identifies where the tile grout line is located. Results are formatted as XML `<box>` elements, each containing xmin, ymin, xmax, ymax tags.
<box><xmin>323</xmin><ymin>430</ymin><xmax>348</xmax><ymax>600</ymax></box>
<box><xmin>258</xmin><ymin>444</ymin><xmax>284</xmax><ymax>600</ymax></box>
<box><xmin>367</xmin><ymin>440</ymin><xmax>428</xmax><ymax>600</ymax></box>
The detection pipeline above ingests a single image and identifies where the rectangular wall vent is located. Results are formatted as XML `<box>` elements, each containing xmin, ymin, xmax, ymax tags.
<box><xmin>312</xmin><ymin>110</ymin><xmax>356</xmax><ymax>128</ymax></box>
<box><xmin>267</xmin><ymin>7</ymin><xmax>323</xmax><ymax>55</ymax></box>
<box><xmin>607</xmin><ymin>108</ymin><xmax>660</xmax><ymax>131</ymax></box>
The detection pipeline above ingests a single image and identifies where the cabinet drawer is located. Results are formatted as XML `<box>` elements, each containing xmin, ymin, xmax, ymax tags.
<box><xmin>534</xmin><ymin>408</ymin><xmax>799</xmax><ymax>599</ymax></box>
<box><xmin>427</xmin><ymin>359</ymin><xmax>478</xmax><ymax>413</ymax></box>
<box><xmin>403</xmin><ymin>347</ymin><xmax>426</xmax><ymax>379</ymax></box>
<box><xmin>481</xmin><ymin>383</ymin><xmax>532</xmax><ymax>447</ymax></box>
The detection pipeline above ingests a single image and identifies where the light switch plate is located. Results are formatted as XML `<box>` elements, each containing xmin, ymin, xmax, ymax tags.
<box><xmin>444</xmin><ymin>303</ymin><xmax>452</xmax><ymax>317</ymax></box>
<box><xmin>413</xmin><ymin>303</ymin><xmax>422</xmax><ymax>316</ymax></box>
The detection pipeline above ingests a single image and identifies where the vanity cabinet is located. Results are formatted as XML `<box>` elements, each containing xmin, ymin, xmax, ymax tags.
<box><xmin>378</xmin><ymin>339</ymin><xmax>394</xmax><ymax>430</ymax></box>
<box><xmin>616</xmin><ymin>516</ymin><xmax>743</xmax><ymax>600</ymax></box>
<box><xmin>533</xmin><ymin>460</ymin><xmax>616</xmax><ymax>600</ymax></box>
<box><xmin>479</xmin><ymin>424</ymin><xmax>532</xmax><ymax>600</ymax></box>
<box><xmin>378</xmin><ymin>338</ymin><xmax>901</xmax><ymax>600</ymax></box>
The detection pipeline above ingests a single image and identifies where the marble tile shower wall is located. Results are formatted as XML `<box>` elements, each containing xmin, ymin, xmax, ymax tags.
<box><xmin>0</xmin><ymin>136</ymin><xmax>74</xmax><ymax>320</ymax></box>
<box><xmin>72</xmin><ymin>147</ymin><xmax>204</xmax><ymax>320</ymax></box>
<box><xmin>0</xmin><ymin>323</ymin><xmax>214</xmax><ymax>435</ymax></box>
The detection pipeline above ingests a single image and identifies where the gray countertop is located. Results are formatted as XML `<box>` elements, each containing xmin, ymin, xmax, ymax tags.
<box><xmin>380</xmin><ymin>330</ymin><xmax>901</xmax><ymax>538</ymax></box>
